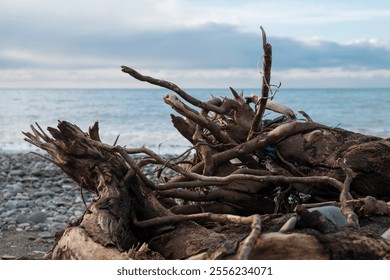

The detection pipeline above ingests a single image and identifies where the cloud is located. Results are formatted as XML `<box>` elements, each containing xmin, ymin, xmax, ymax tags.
<box><xmin>2</xmin><ymin>1</ymin><xmax>390</xmax><ymax>41</ymax></box>
<box><xmin>273</xmin><ymin>67</ymin><xmax>390</xmax><ymax>88</ymax></box>
<box><xmin>1</xmin><ymin>23</ymin><xmax>390</xmax><ymax>71</ymax></box>
<box><xmin>1</xmin><ymin>1</ymin><xmax>390</xmax><ymax>88</ymax></box>
<box><xmin>1</xmin><ymin>66</ymin><xmax>390</xmax><ymax>89</ymax></box>
<box><xmin>271</xmin><ymin>37</ymin><xmax>390</xmax><ymax>70</ymax></box>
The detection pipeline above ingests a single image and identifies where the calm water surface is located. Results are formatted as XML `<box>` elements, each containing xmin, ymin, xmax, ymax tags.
<box><xmin>0</xmin><ymin>88</ymin><xmax>389</xmax><ymax>154</ymax></box>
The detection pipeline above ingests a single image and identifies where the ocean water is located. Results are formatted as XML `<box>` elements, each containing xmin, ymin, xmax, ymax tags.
<box><xmin>0</xmin><ymin>88</ymin><xmax>389</xmax><ymax>154</ymax></box>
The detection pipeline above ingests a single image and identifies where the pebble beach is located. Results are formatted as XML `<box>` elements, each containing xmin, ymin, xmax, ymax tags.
<box><xmin>0</xmin><ymin>153</ymin><xmax>93</xmax><ymax>258</ymax></box>
<box><xmin>0</xmin><ymin>152</ymin><xmax>167</xmax><ymax>259</ymax></box>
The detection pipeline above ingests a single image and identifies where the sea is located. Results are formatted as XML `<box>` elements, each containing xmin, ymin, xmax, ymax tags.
<box><xmin>1</xmin><ymin>88</ymin><xmax>389</xmax><ymax>155</ymax></box>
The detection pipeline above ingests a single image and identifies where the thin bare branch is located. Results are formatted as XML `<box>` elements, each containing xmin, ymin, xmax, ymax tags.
<box><xmin>247</xmin><ymin>26</ymin><xmax>272</xmax><ymax>140</ymax></box>
<box><xmin>339</xmin><ymin>159</ymin><xmax>359</xmax><ymax>228</ymax></box>
<box><xmin>238</xmin><ymin>214</ymin><xmax>262</xmax><ymax>260</ymax></box>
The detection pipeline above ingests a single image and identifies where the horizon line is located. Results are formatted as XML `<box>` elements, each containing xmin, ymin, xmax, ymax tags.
<box><xmin>1</xmin><ymin>86</ymin><xmax>390</xmax><ymax>90</ymax></box>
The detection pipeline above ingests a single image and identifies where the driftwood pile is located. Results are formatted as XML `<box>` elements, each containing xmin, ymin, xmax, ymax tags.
<box><xmin>23</xmin><ymin>28</ymin><xmax>390</xmax><ymax>259</ymax></box>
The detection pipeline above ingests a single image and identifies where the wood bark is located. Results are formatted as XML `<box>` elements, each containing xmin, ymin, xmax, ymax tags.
<box><xmin>23</xmin><ymin>27</ymin><xmax>390</xmax><ymax>259</ymax></box>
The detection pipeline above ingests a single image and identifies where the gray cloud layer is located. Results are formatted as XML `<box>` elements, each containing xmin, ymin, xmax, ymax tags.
<box><xmin>1</xmin><ymin>23</ymin><xmax>389</xmax><ymax>71</ymax></box>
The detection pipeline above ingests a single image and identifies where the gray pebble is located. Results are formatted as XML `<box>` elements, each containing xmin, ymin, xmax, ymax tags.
<box><xmin>38</xmin><ymin>231</ymin><xmax>53</xmax><ymax>239</ymax></box>
<box><xmin>21</xmin><ymin>176</ymin><xmax>39</xmax><ymax>182</ymax></box>
<box><xmin>40</xmin><ymin>181</ymin><xmax>50</xmax><ymax>189</ymax></box>
<box><xmin>7</xmin><ymin>224</ymin><xmax>16</xmax><ymax>231</ymax></box>
<box><xmin>36</xmin><ymin>223</ymin><xmax>49</xmax><ymax>231</ymax></box>
<box><xmin>15</xmin><ymin>214</ymin><xmax>29</xmax><ymax>224</ymax></box>
<box><xmin>17</xmin><ymin>222</ymin><xmax>31</xmax><ymax>228</ymax></box>
<box><xmin>53</xmin><ymin>199</ymin><xmax>67</xmax><ymax>207</ymax></box>
<box><xmin>30</xmin><ymin>169</ymin><xmax>42</xmax><ymax>176</ymax></box>
<box><xmin>309</xmin><ymin>206</ymin><xmax>347</xmax><ymax>227</ymax></box>
<box><xmin>4</xmin><ymin>200</ymin><xmax>17</xmax><ymax>209</ymax></box>
<box><xmin>74</xmin><ymin>210</ymin><xmax>84</xmax><ymax>217</ymax></box>
<box><xmin>14</xmin><ymin>194</ymin><xmax>30</xmax><ymax>200</ymax></box>
<box><xmin>2</xmin><ymin>192</ymin><xmax>13</xmax><ymax>200</ymax></box>
<box><xmin>50</xmin><ymin>222</ymin><xmax>67</xmax><ymax>233</ymax></box>
<box><xmin>16</xmin><ymin>200</ymin><xmax>28</xmax><ymax>208</ymax></box>
<box><xmin>62</xmin><ymin>183</ymin><xmax>74</xmax><ymax>191</ymax></box>
<box><xmin>31</xmin><ymin>224</ymin><xmax>41</xmax><ymax>231</ymax></box>
<box><xmin>28</xmin><ymin>211</ymin><xmax>47</xmax><ymax>224</ymax></box>
<box><xmin>34</xmin><ymin>191</ymin><xmax>54</xmax><ymax>197</ymax></box>
<box><xmin>7</xmin><ymin>183</ymin><xmax>24</xmax><ymax>194</ymax></box>
<box><xmin>381</xmin><ymin>227</ymin><xmax>390</xmax><ymax>240</ymax></box>
<box><xmin>75</xmin><ymin>196</ymin><xmax>83</xmax><ymax>203</ymax></box>
<box><xmin>9</xmin><ymin>169</ymin><xmax>25</xmax><ymax>177</ymax></box>
<box><xmin>2</xmin><ymin>209</ymin><xmax>17</xmax><ymax>218</ymax></box>
<box><xmin>69</xmin><ymin>216</ymin><xmax>77</xmax><ymax>222</ymax></box>
<box><xmin>53</xmin><ymin>215</ymin><xmax>68</xmax><ymax>223</ymax></box>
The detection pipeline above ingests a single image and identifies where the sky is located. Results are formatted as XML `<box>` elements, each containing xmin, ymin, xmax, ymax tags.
<box><xmin>1</xmin><ymin>0</ymin><xmax>390</xmax><ymax>88</ymax></box>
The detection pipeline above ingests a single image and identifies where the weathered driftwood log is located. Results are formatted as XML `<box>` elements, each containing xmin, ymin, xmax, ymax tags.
<box><xmin>23</xmin><ymin>27</ymin><xmax>390</xmax><ymax>259</ymax></box>
<box><xmin>23</xmin><ymin>111</ymin><xmax>390</xmax><ymax>260</ymax></box>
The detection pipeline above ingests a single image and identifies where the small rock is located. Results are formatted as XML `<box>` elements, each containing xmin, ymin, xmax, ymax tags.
<box><xmin>9</xmin><ymin>170</ymin><xmax>25</xmax><ymax>177</ymax></box>
<box><xmin>28</xmin><ymin>236</ymin><xmax>36</xmax><ymax>241</ymax></box>
<box><xmin>74</xmin><ymin>210</ymin><xmax>84</xmax><ymax>217</ymax></box>
<box><xmin>16</xmin><ymin>200</ymin><xmax>28</xmax><ymax>208</ymax></box>
<box><xmin>3</xmin><ymin>217</ymin><xmax>16</xmax><ymax>223</ymax></box>
<box><xmin>34</xmin><ymin>191</ymin><xmax>54</xmax><ymax>197</ymax></box>
<box><xmin>53</xmin><ymin>215</ymin><xmax>68</xmax><ymax>223</ymax></box>
<box><xmin>17</xmin><ymin>222</ymin><xmax>31</xmax><ymax>228</ymax></box>
<box><xmin>2</xmin><ymin>192</ymin><xmax>13</xmax><ymax>200</ymax></box>
<box><xmin>62</xmin><ymin>183</ymin><xmax>74</xmax><ymax>191</ymax></box>
<box><xmin>3</xmin><ymin>209</ymin><xmax>17</xmax><ymax>216</ymax></box>
<box><xmin>69</xmin><ymin>216</ymin><xmax>77</xmax><ymax>223</ymax></box>
<box><xmin>32</xmin><ymin>250</ymin><xmax>45</xmax><ymax>255</ymax></box>
<box><xmin>31</xmin><ymin>169</ymin><xmax>42</xmax><ymax>176</ymax></box>
<box><xmin>27</xmin><ymin>201</ymin><xmax>36</xmax><ymax>208</ymax></box>
<box><xmin>20</xmin><ymin>176</ymin><xmax>39</xmax><ymax>182</ymax></box>
<box><xmin>38</xmin><ymin>231</ymin><xmax>52</xmax><ymax>239</ymax></box>
<box><xmin>15</xmin><ymin>214</ymin><xmax>29</xmax><ymax>224</ymax></box>
<box><xmin>14</xmin><ymin>194</ymin><xmax>30</xmax><ymax>200</ymax></box>
<box><xmin>28</xmin><ymin>211</ymin><xmax>47</xmax><ymax>224</ymax></box>
<box><xmin>37</xmin><ymin>223</ymin><xmax>49</xmax><ymax>231</ymax></box>
<box><xmin>7</xmin><ymin>224</ymin><xmax>16</xmax><ymax>231</ymax></box>
<box><xmin>309</xmin><ymin>206</ymin><xmax>347</xmax><ymax>227</ymax></box>
<box><xmin>34</xmin><ymin>238</ymin><xmax>43</xmax><ymax>244</ymax></box>
<box><xmin>381</xmin><ymin>227</ymin><xmax>390</xmax><ymax>240</ymax></box>
<box><xmin>53</xmin><ymin>199</ymin><xmax>67</xmax><ymax>207</ymax></box>
<box><xmin>1</xmin><ymin>254</ymin><xmax>17</xmax><ymax>260</ymax></box>
<box><xmin>31</xmin><ymin>225</ymin><xmax>41</xmax><ymax>231</ymax></box>
<box><xmin>50</xmin><ymin>222</ymin><xmax>67</xmax><ymax>233</ymax></box>
<box><xmin>5</xmin><ymin>183</ymin><xmax>23</xmax><ymax>194</ymax></box>
<box><xmin>40</xmin><ymin>181</ymin><xmax>50</xmax><ymax>189</ymax></box>
<box><xmin>4</xmin><ymin>201</ymin><xmax>17</xmax><ymax>209</ymax></box>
